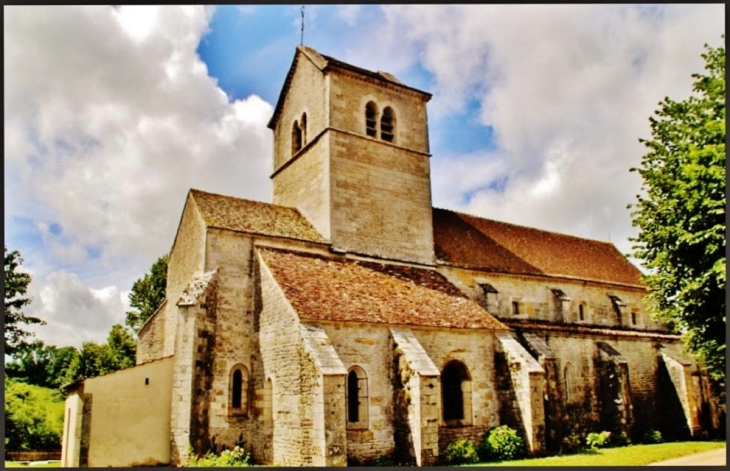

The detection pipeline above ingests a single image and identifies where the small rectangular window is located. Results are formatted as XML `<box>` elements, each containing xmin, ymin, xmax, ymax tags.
<box><xmin>512</xmin><ymin>301</ymin><xmax>520</xmax><ymax>315</ymax></box>
<box><xmin>631</xmin><ymin>311</ymin><xmax>637</xmax><ymax>325</ymax></box>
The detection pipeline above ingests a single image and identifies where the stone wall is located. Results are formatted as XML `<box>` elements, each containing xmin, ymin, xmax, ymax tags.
<box><xmin>136</xmin><ymin>300</ymin><xmax>168</xmax><ymax>365</ymax></box>
<box><xmin>441</xmin><ymin>267</ymin><xmax>666</xmax><ymax>331</ymax></box>
<box><xmin>272</xmin><ymin>135</ymin><xmax>331</xmax><ymax>239</ymax></box>
<box><xmin>272</xmin><ymin>52</ymin><xmax>327</xmax><ymax>171</ymax></box>
<box><xmin>166</xmin><ymin>196</ymin><xmax>207</xmax><ymax>358</ymax></box>
<box><xmin>329</xmin><ymin>129</ymin><xmax>434</xmax><ymax>264</ymax></box>
<box><xmin>412</xmin><ymin>328</ymin><xmax>500</xmax><ymax>453</ymax></box>
<box><xmin>328</xmin><ymin>69</ymin><xmax>430</xmax><ymax>154</ymax></box>
<box><xmin>390</xmin><ymin>328</ymin><xmax>440</xmax><ymax>466</ymax></box>
<box><xmin>170</xmin><ymin>271</ymin><xmax>217</xmax><ymax>464</ymax></box>
<box><xmin>495</xmin><ymin>333</ymin><xmax>546</xmax><ymax>455</ymax></box>
<box><xmin>257</xmin><ymin>252</ymin><xmax>330</xmax><ymax>466</ymax></box>
<box><xmin>204</xmin><ymin>230</ymin><xmax>257</xmax><ymax>452</ymax></box>
<box><xmin>322</xmin><ymin>322</ymin><xmax>396</xmax><ymax>463</ymax></box>
<box><xmin>61</xmin><ymin>392</ymin><xmax>83</xmax><ymax>467</ymax></box>
<box><xmin>69</xmin><ymin>357</ymin><xmax>175</xmax><ymax>467</ymax></box>
<box><xmin>514</xmin><ymin>329</ymin><xmax>701</xmax><ymax>441</ymax></box>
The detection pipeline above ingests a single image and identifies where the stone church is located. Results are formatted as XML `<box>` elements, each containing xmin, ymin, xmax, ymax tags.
<box><xmin>60</xmin><ymin>46</ymin><xmax>723</xmax><ymax>467</ymax></box>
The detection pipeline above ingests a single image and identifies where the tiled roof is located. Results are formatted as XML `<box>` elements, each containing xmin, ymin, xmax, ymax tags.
<box><xmin>433</xmin><ymin>208</ymin><xmax>643</xmax><ymax>287</ymax></box>
<box><xmin>505</xmin><ymin>319</ymin><xmax>678</xmax><ymax>340</ymax></box>
<box><xmin>190</xmin><ymin>189</ymin><xmax>327</xmax><ymax>243</ymax></box>
<box><xmin>259</xmin><ymin>248</ymin><xmax>507</xmax><ymax>330</ymax></box>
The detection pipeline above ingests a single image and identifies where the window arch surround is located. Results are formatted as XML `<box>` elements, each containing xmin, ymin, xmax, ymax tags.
<box><xmin>229</xmin><ymin>364</ymin><xmax>249</xmax><ymax>416</ymax></box>
<box><xmin>346</xmin><ymin>365</ymin><xmax>369</xmax><ymax>429</ymax></box>
<box><xmin>441</xmin><ymin>359</ymin><xmax>473</xmax><ymax>425</ymax></box>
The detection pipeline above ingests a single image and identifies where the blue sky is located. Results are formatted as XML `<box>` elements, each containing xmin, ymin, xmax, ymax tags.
<box><xmin>4</xmin><ymin>5</ymin><xmax>724</xmax><ymax>348</ymax></box>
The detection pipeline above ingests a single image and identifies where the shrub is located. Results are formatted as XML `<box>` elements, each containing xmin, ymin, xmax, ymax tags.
<box><xmin>585</xmin><ymin>431</ymin><xmax>611</xmax><ymax>449</ymax></box>
<box><xmin>480</xmin><ymin>425</ymin><xmax>525</xmax><ymax>462</ymax></box>
<box><xmin>371</xmin><ymin>454</ymin><xmax>395</xmax><ymax>466</ymax></box>
<box><xmin>613</xmin><ymin>431</ymin><xmax>631</xmax><ymax>447</ymax></box>
<box><xmin>444</xmin><ymin>438</ymin><xmax>480</xmax><ymax>465</ymax></box>
<box><xmin>642</xmin><ymin>429</ymin><xmax>663</xmax><ymax>444</ymax></box>
<box><xmin>186</xmin><ymin>445</ymin><xmax>251</xmax><ymax>467</ymax></box>
<box><xmin>559</xmin><ymin>433</ymin><xmax>583</xmax><ymax>455</ymax></box>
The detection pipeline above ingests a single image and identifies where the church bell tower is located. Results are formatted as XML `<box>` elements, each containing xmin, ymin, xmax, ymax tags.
<box><xmin>268</xmin><ymin>46</ymin><xmax>434</xmax><ymax>265</ymax></box>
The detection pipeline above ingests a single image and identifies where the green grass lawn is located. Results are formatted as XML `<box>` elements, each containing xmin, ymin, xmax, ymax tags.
<box><xmin>4</xmin><ymin>462</ymin><xmax>61</xmax><ymax>468</ymax></box>
<box><xmin>465</xmin><ymin>441</ymin><xmax>726</xmax><ymax>466</ymax></box>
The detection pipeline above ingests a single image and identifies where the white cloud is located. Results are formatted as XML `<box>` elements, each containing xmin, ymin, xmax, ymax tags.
<box><xmin>5</xmin><ymin>5</ymin><xmax>274</xmax><ymax>346</ymax></box>
<box><xmin>26</xmin><ymin>271</ymin><xmax>127</xmax><ymax>348</ymax></box>
<box><xmin>337</xmin><ymin>5</ymin><xmax>364</xmax><ymax>27</ymax></box>
<box><xmin>374</xmin><ymin>4</ymin><xmax>725</xmax><ymax>258</ymax></box>
<box><xmin>5</xmin><ymin>5</ymin><xmax>273</xmax><ymax>273</ymax></box>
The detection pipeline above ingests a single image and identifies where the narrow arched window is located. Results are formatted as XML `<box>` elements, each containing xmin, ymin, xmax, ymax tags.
<box><xmin>232</xmin><ymin>370</ymin><xmax>242</xmax><ymax>408</ymax></box>
<box><xmin>441</xmin><ymin>360</ymin><xmax>472</xmax><ymax>424</ymax></box>
<box><xmin>229</xmin><ymin>365</ymin><xmax>249</xmax><ymax>416</ymax></box>
<box><xmin>380</xmin><ymin>107</ymin><xmax>395</xmax><ymax>142</ymax></box>
<box><xmin>292</xmin><ymin>119</ymin><xmax>302</xmax><ymax>155</ymax></box>
<box><xmin>346</xmin><ymin>366</ymin><xmax>368</xmax><ymax>429</ymax></box>
<box><xmin>365</xmin><ymin>102</ymin><xmax>378</xmax><ymax>137</ymax></box>
<box><xmin>300</xmin><ymin>113</ymin><xmax>307</xmax><ymax>145</ymax></box>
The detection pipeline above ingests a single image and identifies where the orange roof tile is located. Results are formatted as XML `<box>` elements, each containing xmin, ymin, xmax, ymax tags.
<box><xmin>190</xmin><ymin>189</ymin><xmax>327</xmax><ymax>243</ymax></box>
<box><xmin>259</xmin><ymin>248</ymin><xmax>507</xmax><ymax>330</ymax></box>
<box><xmin>433</xmin><ymin>208</ymin><xmax>643</xmax><ymax>287</ymax></box>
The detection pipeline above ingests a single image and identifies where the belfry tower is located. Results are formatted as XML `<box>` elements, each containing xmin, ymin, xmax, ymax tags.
<box><xmin>268</xmin><ymin>46</ymin><xmax>434</xmax><ymax>265</ymax></box>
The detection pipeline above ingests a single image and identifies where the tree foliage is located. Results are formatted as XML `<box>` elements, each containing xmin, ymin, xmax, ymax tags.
<box><xmin>5</xmin><ymin>341</ymin><xmax>80</xmax><ymax>389</ymax></box>
<box><xmin>6</xmin><ymin>324</ymin><xmax>136</xmax><ymax>388</ymax></box>
<box><xmin>4</xmin><ymin>247</ymin><xmax>45</xmax><ymax>356</ymax></box>
<box><xmin>126</xmin><ymin>254</ymin><xmax>169</xmax><ymax>332</ymax></box>
<box><xmin>4</xmin><ymin>378</ymin><xmax>65</xmax><ymax>451</ymax></box>
<box><xmin>630</xmin><ymin>40</ymin><xmax>725</xmax><ymax>380</ymax></box>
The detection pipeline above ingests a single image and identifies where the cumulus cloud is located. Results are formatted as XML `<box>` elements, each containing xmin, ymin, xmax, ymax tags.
<box><xmin>374</xmin><ymin>4</ymin><xmax>724</xmax><ymax>257</ymax></box>
<box><xmin>5</xmin><ymin>5</ymin><xmax>273</xmax><ymax>270</ymax></box>
<box><xmin>26</xmin><ymin>271</ymin><xmax>129</xmax><ymax>348</ymax></box>
<box><xmin>5</xmin><ymin>5</ymin><xmax>274</xmax><ymax>345</ymax></box>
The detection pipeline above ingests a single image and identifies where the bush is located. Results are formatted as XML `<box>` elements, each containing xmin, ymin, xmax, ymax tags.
<box><xmin>586</xmin><ymin>431</ymin><xmax>611</xmax><ymax>449</ymax></box>
<box><xmin>480</xmin><ymin>425</ymin><xmax>525</xmax><ymax>462</ymax></box>
<box><xmin>559</xmin><ymin>433</ymin><xmax>583</xmax><ymax>455</ymax></box>
<box><xmin>444</xmin><ymin>438</ymin><xmax>480</xmax><ymax>465</ymax></box>
<box><xmin>186</xmin><ymin>445</ymin><xmax>251</xmax><ymax>467</ymax></box>
<box><xmin>4</xmin><ymin>379</ymin><xmax>65</xmax><ymax>451</ymax></box>
<box><xmin>613</xmin><ymin>431</ymin><xmax>631</xmax><ymax>447</ymax></box>
<box><xmin>370</xmin><ymin>454</ymin><xmax>395</xmax><ymax>466</ymax></box>
<box><xmin>642</xmin><ymin>429</ymin><xmax>663</xmax><ymax>444</ymax></box>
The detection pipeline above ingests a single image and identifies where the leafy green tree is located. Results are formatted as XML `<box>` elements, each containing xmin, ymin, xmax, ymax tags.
<box><xmin>126</xmin><ymin>254</ymin><xmax>169</xmax><ymax>332</ymax></box>
<box><xmin>106</xmin><ymin>323</ymin><xmax>137</xmax><ymax>369</ymax></box>
<box><xmin>630</xmin><ymin>40</ymin><xmax>725</xmax><ymax>380</ymax></box>
<box><xmin>4</xmin><ymin>247</ymin><xmax>45</xmax><ymax>356</ymax></box>
<box><xmin>4</xmin><ymin>341</ymin><xmax>79</xmax><ymax>388</ymax></box>
<box><xmin>4</xmin><ymin>378</ymin><xmax>65</xmax><ymax>451</ymax></box>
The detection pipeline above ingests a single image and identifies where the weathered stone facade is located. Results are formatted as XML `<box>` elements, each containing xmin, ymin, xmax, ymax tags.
<box><xmin>61</xmin><ymin>45</ymin><xmax>723</xmax><ymax>468</ymax></box>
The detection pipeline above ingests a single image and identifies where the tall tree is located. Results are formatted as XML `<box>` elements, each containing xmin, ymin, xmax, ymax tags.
<box><xmin>5</xmin><ymin>341</ymin><xmax>81</xmax><ymax>389</ymax></box>
<box><xmin>4</xmin><ymin>247</ymin><xmax>45</xmax><ymax>356</ymax></box>
<box><xmin>125</xmin><ymin>254</ymin><xmax>169</xmax><ymax>332</ymax></box>
<box><xmin>106</xmin><ymin>323</ymin><xmax>137</xmax><ymax>369</ymax></box>
<box><xmin>630</xmin><ymin>40</ymin><xmax>725</xmax><ymax>380</ymax></box>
